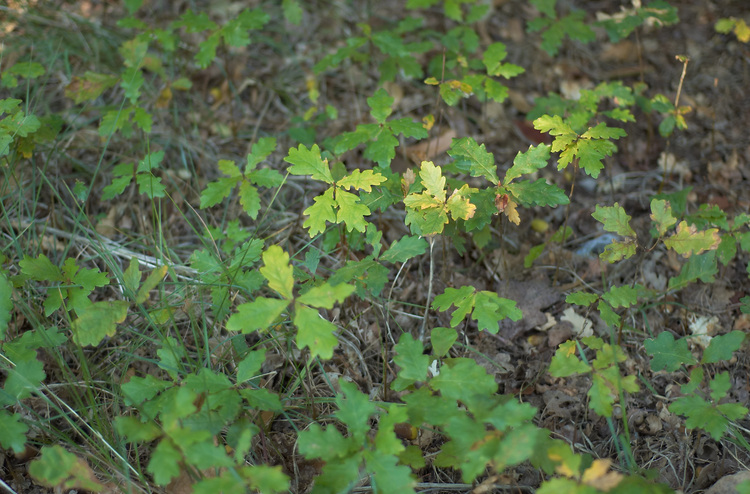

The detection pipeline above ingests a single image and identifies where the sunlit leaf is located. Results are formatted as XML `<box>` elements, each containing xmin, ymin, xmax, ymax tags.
<box><xmin>260</xmin><ymin>246</ymin><xmax>294</xmax><ymax>299</ymax></box>
<box><xmin>294</xmin><ymin>304</ymin><xmax>338</xmax><ymax>359</ymax></box>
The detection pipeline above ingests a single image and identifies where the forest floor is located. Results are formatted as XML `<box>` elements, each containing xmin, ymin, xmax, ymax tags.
<box><xmin>2</xmin><ymin>0</ymin><xmax>750</xmax><ymax>493</ymax></box>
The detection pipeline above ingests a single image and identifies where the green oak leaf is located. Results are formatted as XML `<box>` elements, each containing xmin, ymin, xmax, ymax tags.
<box><xmin>238</xmin><ymin>181</ymin><xmax>261</xmax><ymax>219</ymax></box>
<box><xmin>482</xmin><ymin>42</ymin><xmax>508</xmax><ymax>76</ymax></box>
<box><xmin>431</xmin><ymin>358</ymin><xmax>497</xmax><ymax>401</ymax></box>
<box><xmin>601</xmin><ymin>285</ymin><xmax>638</xmax><ymax>308</ymax></box>
<box><xmin>303</xmin><ymin>187</ymin><xmax>337</xmax><ymax>236</ymax></box>
<box><xmin>0</xmin><ymin>411</ymin><xmax>28</xmax><ymax>454</ymax></box>
<box><xmin>566</xmin><ymin>291</ymin><xmax>599</xmax><ymax>306</ymax></box>
<box><xmin>294</xmin><ymin>304</ymin><xmax>338</xmax><ymax>359</ymax></box>
<box><xmin>363</xmin><ymin>131</ymin><xmax>399</xmax><ymax>165</ymax></box>
<box><xmin>431</xmin><ymin>327</ymin><xmax>457</xmax><ymax>357</ymax></box>
<box><xmin>285</xmin><ymin>143</ymin><xmax>333</xmax><ymax>183</ymax></box>
<box><xmin>471</xmin><ymin>291</ymin><xmax>522</xmax><ymax>333</ymax></box>
<box><xmin>549</xmin><ymin>340</ymin><xmax>590</xmax><ymax>377</ymax></box>
<box><xmin>335</xmin><ymin>380</ymin><xmax>376</xmax><ymax>440</ymax></box>
<box><xmin>298</xmin><ymin>423</ymin><xmax>353</xmax><ymax>461</ymax></box>
<box><xmin>336</xmin><ymin>189</ymin><xmax>371</xmax><ymax>232</ymax></box>
<box><xmin>505</xmin><ymin>179</ymin><xmax>568</xmax><ymax>207</ymax></box>
<box><xmin>534</xmin><ymin>114</ymin><xmax>575</xmax><ymax>138</ymax></box>
<box><xmin>245</xmin><ymin>137</ymin><xmax>276</xmax><ymax>170</ymax></box>
<box><xmin>580</xmin><ymin>122</ymin><xmax>626</xmax><ymax>140</ymax></box>
<box><xmin>71</xmin><ymin>300</ymin><xmax>129</xmax><ymax>346</ymax></box>
<box><xmin>387</xmin><ymin>117</ymin><xmax>428</xmax><ymax>139</ymax></box>
<box><xmin>592</xmin><ymin>203</ymin><xmax>636</xmax><ymax>238</ymax></box>
<box><xmin>448</xmin><ymin>137</ymin><xmax>498</xmax><ymax>185</ymax></box>
<box><xmin>226</xmin><ymin>298</ymin><xmax>289</xmax><ymax>334</ymax></box>
<box><xmin>702</xmin><ymin>331</ymin><xmax>746</xmax><ymax>364</ymax></box>
<box><xmin>505</xmin><ymin>144</ymin><xmax>550</xmax><ymax>183</ymax></box>
<box><xmin>669</xmin><ymin>395</ymin><xmax>743</xmax><ymax>441</ymax></box>
<box><xmin>367</xmin><ymin>88</ymin><xmax>394</xmax><ymax>124</ymax></box>
<box><xmin>393</xmin><ymin>333</ymin><xmax>430</xmax><ymax>390</ymax></box>
<box><xmin>337</xmin><ymin>169</ymin><xmax>386</xmax><ymax>192</ymax></box>
<box><xmin>380</xmin><ymin>235</ymin><xmax>428</xmax><ymax>263</ymax></box>
<box><xmin>297</xmin><ymin>282</ymin><xmax>354</xmax><ymax>309</ymax></box>
<box><xmin>668</xmin><ymin>251</ymin><xmax>718</xmax><ymax>290</ymax></box>
<box><xmin>650</xmin><ymin>198</ymin><xmax>677</xmax><ymax>236</ymax></box>
<box><xmin>366</xmin><ymin>449</ymin><xmax>416</xmax><ymax>493</ymax></box>
<box><xmin>644</xmin><ymin>331</ymin><xmax>696</xmax><ymax>372</ymax></box>
<box><xmin>148</xmin><ymin>440</ymin><xmax>181</xmax><ymax>485</ymax></box>
<box><xmin>433</xmin><ymin>286</ymin><xmax>476</xmax><ymax>328</ymax></box>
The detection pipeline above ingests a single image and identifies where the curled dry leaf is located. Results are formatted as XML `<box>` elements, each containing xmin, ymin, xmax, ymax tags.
<box><xmin>405</xmin><ymin>129</ymin><xmax>457</xmax><ymax>164</ymax></box>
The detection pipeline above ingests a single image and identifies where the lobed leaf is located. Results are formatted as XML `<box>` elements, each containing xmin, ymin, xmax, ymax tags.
<box><xmin>393</xmin><ymin>333</ymin><xmax>431</xmax><ymax>391</ymax></box>
<box><xmin>601</xmin><ymin>285</ymin><xmax>638</xmax><ymax>308</ymax></box>
<box><xmin>431</xmin><ymin>327</ymin><xmax>457</xmax><ymax>358</ymax></box>
<box><xmin>238</xmin><ymin>181</ymin><xmax>261</xmax><ymax>219</ymax></box>
<box><xmin>446</xmin><ymin>186</ymin><xmax>476</xmax><ymax>222</ymax></box>
<box><xmin>336</xmin><ymin>189</ymin><xmax>371</xmax><ymax>233</ymax></box>
<box><xmin>244</xmin><ymin>465</ymin><xmax>290</xmax><ymax>494</ymax></box>
<box><xmin>367</xmin><ymin>88</ymin><xmax>394</xmax><ymax>124</ymax></box>
<box><xmin>592</xmin><ymin>203</ymin><xmax>636</xmax><ymax>238</ymax></box>
<box><xmin>364</xmin><ymin>131</ymin><xmax>400</xmax><ymax>165</ymax></box>
<box><xmin>388</xmin><ymin>117</ymin><xmax>429</xmax><ymax>139</ymax></box>
<box><xmin>148</xmin><ymin>440</ymin><xmax>181</xmax><ymax>485</ymax></box>
<box><xmin>433</xmin><ymin>286</ymin><xmax>476</xmax><ymax>327</ymax></box>
<box><xmin>644</xmin><ymin>332</ymin><xmax>696</xmax><ymax>372</ymax></box>
<box><xmin>19</xmin><ymin>254</ymin><xmax>63</xmax><ymax>282</ymax></box>
<box><xmin>285</xmin><ymin>143</ymin><xmax>333</xmax><ymax>183</ymax></box>
<box><xmin>549</xmin><ymin>341</ymin><xmax>590</xmax><ymax>377</ymax></box>
<box><xmin>580</xmin><ymin>122</ymin><xmax>626</xmax><ymax>140</ymax></box>
<box><xmin>418</xmin><ymin>160</ymin><xmax>447</xmax><ymax>199</ymax></box>
<box><xmin>431</xmin><ymin>358</ymin><xmax>497</xmax><ymax>401</ymax></box>
<box><xmin>566</xmin><ymin>291</ymin><xmax>599</xmax><ymax>306</ymax></box>
<box><xmin>471</xmin><ymin>291</ymin><xmax>522</xmax><ymax>333</ymax></box>
<box><xmin>506</xmin><ymin>178</ymin><xmax>568</xmax><ymax>207</ymax></box>
<box><xmin>448</xmin><ymin>137</ymin><xmax>498</xmax><ymax>185</ymax></box>
<box><xmin>534</xmin><ymin>114</ymin><xmax>575</xmax><ymax>137</ymax></box>
<box><xmin>650</xmin><ymin>198</ymin><xmax>677</xmax><ymax>236</ymax></box>
<box><xmin>668</xmin><ymin>251</ymin><xmax>718</xmax><ymax>290</ymax></box>
<box><xmin>366</xmin><ymin>449</ymin><xmax>417</xmax><ymax>493</ymax></box>
<box><xmin>0</xmin><ymin>410</ymin><xmax>28</xmax><ymax>454</ymax></box>
<box><xmin>380</xmin><ymin>235</ymin><xmax>428</xmax><ymax>263</ymax></box>
<box><xmin>670</xmin><ymin>396</ymin><xmax>735</xmax><ymax>441</ymax></box>
<box><xmin>599</xmin><ymin>240</ymin><xmax>637</xmax><ymax>263</ymax></box>
<box><xmin>303</xmin><ymin>188</ymin><xmax>337</xmax><ymax>236</ymax></box>
<box><xmin>338</xmin><ymin>169</ymin><xmax>386</xmax><ymax>192</ymax></box>
<box><xmin>71</xmin><ymin>300</ymin><xmax>129</xmax><ymax>347</ymax></box>
<box><xmin>702</xmin><ymin>331</ymin><xmax>746</xmax><ymax>364</ymax></box>
<box><xmin>29</xmin><ymin>446</ymin><xmax>104</xmax><ymax>492</ymax></box>
<box><xmin>294</xmin><ymin>304</ymin><xmax>339</xmax><ymax>359</ymax></box>
<box><xmin>505</xmin><ymin>144</ymin><xmax>550</xmax><ymax>183</ymax></box>
<box><xmin>297</xmin><ymin>282</ymin><xmax>355</xmax><ymax>309</ymax></box>
<box><xmin>246</xmin><ymin>137</ymin><xmax>277</xmax><ymax>170</ymax></box>
<box><xmin>664</xmin><ymin>221</ymin><xmax>721</xmax><ymax>257</ymax></box>
<box><xmin>260</xmin><ymin>245</ymin><xmax>294</xmax><ymax>299</ymax></box>
<box><xmin>227</xmin><ymin>298</ymin><xmax>289</xmax><ymax>334</ymax></box>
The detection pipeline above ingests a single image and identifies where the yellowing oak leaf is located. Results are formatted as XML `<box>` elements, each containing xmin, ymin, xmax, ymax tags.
<box><xmin>403</xmin><ymin>192</ymin><xmax>441</xmax><ymax>210</ymax></box>
<box><xmin>664</xmin><ymin>221</ymin><xmax>721</xmax><ymax>257</ymax></box>
<box><xmin>446</xmin><ymin>186</ymin><xmax>476</xmax><ymax>221</ymax></box>
<box><xmin>581</xmin><ymin>459</ymin><xmax>624</xmax><ymax>492</ymax></box>
<box><xmin>418</xmin><ymin>161</ymin><xmax>446</xmax><ymax>201</ymax></box>
<box><xmin>337</xmin><ymin>169</ymin><xmax>386</xmax><ymax>192</ymax></box>
<box><xmin>504</xmin><ymin>198</ymin><xmax>520</xmax><ymax>225</ymax></box>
